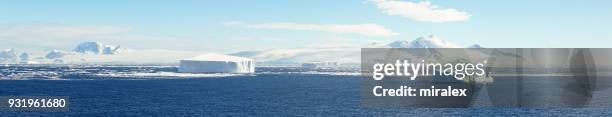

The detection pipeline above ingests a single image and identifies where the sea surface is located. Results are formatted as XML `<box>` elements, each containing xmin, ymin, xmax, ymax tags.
<box><xmin>1</xmin><ymin>73</ymin><xmax>612</xmax><ymax>116</ymax></box>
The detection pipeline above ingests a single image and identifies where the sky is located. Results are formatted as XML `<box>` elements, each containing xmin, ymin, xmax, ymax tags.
<box><xmin>1</xmin><ymin>0</ymin><xmax>611</xmax><ymax>54</ymax></box>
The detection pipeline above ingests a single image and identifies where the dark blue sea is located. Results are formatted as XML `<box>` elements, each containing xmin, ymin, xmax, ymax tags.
<box><xmin>1</xmin><ymin>74</ymin><xmax>611</xmax><ymax>116</ymax></box>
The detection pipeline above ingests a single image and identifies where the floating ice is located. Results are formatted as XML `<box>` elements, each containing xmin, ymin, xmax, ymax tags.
<box><xmin>179</xmin><ymin>53</ymin><xmax>255</xmax><ymax>73</ymax></box>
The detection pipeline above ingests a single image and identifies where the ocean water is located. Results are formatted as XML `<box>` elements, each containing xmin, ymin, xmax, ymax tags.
<box><xmin>1</xmin><ymin>74</ymin><xmax>611</xmax><ymax>116</ymax></box>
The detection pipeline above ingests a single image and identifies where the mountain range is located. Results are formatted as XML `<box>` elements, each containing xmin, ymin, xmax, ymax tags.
<box><xmin>231</xmin><ymin>35</ymin><xmax>481</xmax><ymax>65</ymax></box>
<box><xmin>73</xmin><ymin>42</ymin><xmax>124</xmax><ymax>55</ymax></box>
<box><xmin>1</xmin><ymin>35</ymin><xmax>482</xmax><ymax>65</ymax></box>
<box><xmin>387</xmin><ymin>35</ymin><xmax>461</xmax><ymax>48</ymax></box>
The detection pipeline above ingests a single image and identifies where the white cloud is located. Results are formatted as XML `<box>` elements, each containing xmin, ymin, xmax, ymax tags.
<box><xmin>245</xmin><ymin>23</ymin><xmax>397</xmax><ymax>37</ymax></box>
<box><xmin>371</xmin><ymin>0</ymin><xmax>470</xmax><ymax>23</ymax></box>
<box><xmin>0</xmin><ymin>23</ymin><xmax>132</xmax><ymax>39</ymax></box>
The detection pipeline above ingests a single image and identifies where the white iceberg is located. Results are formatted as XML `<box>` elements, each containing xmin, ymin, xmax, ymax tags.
<box><xmin>179</xmin><ymin>53</ymin><xmax>255</xmax><ymax>73</ymax></box>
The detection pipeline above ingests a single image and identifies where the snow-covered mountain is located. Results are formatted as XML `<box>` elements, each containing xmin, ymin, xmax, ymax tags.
<box><xmin>73</xmin><ymin>42</ymin><xmax>123</xmax><ymax>55</ymax></box>
<box><xmin>386</xmin><ymin>40</ymin><xmax>411</xmax><ymax>48</ymax></box>
<box><xmin>469</xmin><ymin>44</ymin><xmax>483</xmax><ymax>48</ymax></box>
<box><xmin>45</xmin><ymin>50</ymin><xmax>69</xmax><ymax>59</ymax></box>
<box><xmin>18</xmin><ymin>53</ymin><xmax>30</xmax><ymax>64</ymax></box>
<box><xmin>387</xmin><ymin>35</ymin><xmax>461</xmax><ymax>48</ymax></box>
<box><xmin>57</xmin><ymin>49</ymin><xmax>202</xmax><ymax>64</ymax></box>
<box><xmin>3</xmin><ymin>35</ymin><xmax>485</xmax><ymax>65</ymax></box>
<box><xmin>0</xmin><ymin>48</ymin><xmax>18</xmax><ymax>63</ymax></box>
<box><xmin>103</xmin><ymin>45</ymin><xmax>122</xmax><ymax>54</ymax></box>
<box><xmin>232</xmin><ymin>35</ymin><xmax>476</xmax><ymax>64</ymax></box>
<box><xmin>19</xmin><ymin>53</ymin><xmax>29</xmax><ymax>61</ymax></box>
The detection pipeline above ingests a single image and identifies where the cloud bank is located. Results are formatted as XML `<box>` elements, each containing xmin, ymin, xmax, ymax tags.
<box><xmin>371</xmin><ymin>0</ymin><xmax>470</xmax><ymax>23</ymax></box>
<box><xmin>0</xmin><ymin>23</ymin><xmax>132</xmax><ymax>39</ymax></box>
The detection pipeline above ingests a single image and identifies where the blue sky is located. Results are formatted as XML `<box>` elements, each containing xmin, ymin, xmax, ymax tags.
<box><xmin>1</xmin><ymin>0</ymin><xmax>611</xmax><ymax>53</ymax></box>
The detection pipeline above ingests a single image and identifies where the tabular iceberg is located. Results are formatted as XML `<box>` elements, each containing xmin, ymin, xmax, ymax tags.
<box><xmin>179</xmin><ymin>53</ymin><xmax>255</xmax><ymax>73</ymax></box>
